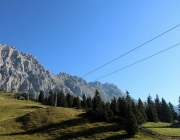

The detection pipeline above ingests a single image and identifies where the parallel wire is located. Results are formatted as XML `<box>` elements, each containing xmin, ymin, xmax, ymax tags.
<box><xmin>94</xmin><ymin>42</ymin><xmax>180</xmax><ymax>81</ymax></box>
<box><xmin>81</xmin><ymin>23</ymin><xmax>180</xmax><ymax>78</ymax></box>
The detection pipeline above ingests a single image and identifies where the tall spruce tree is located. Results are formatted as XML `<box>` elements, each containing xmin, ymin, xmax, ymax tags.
<box><xmin>94</xmin><ymin>101</ymin><xmax>104</xmax><ymax>121</ymax></box>
<box><xmin>155</xmin><ymin>94</ymin><xmax>162</xmax><ymax>121</ymax></box>
<box><xmin>110</xmin><ymin>97</ymin><xmax>119</xmax><ymax>116</ymax></box>
<box><xmin>125</xmin><ymin>90</ymin><xmax>131</xmax><ymax>105</ymax></box>
<box><xmin>66</xmin><ymin>93</ymin><xmax>73</xmax><ymax>107</ymax></box>
<box><xmin>131</xmin><ymin>101</ymin><xmax>140</xmax><ymax>124</ymax></box>
<box><xmin>104</xmin><ymin>102</ymin><xmax>114</xmax><ymax>121</ymax></box>
<box><xmin>146</xmin><ymin>95</ymin><xmax>159</xmax><ymax>122</ymax></box>
<box><xmin>92</xmin><ymin>89</ymin><xmax>101</xmax><ymax>110</ymax></box>
<box><xmin>125</xmin><ymin>104</ymin><xmax>139</xmax><ymax>135</ymax></box>
<box><xmin>169</xmin><ymin>102</ymin><xmax>178</xmax><ymax>120</ymax></box>
<box><xmin>82</xmin><ymin>94</ymin><xmax>87</xmax><ymax>108</ymax></box>
<box><xmin>86</xmin><ymin>97</ymin><xmax>92</xmax><ymax>108</ymax></box>
<box><xmin>117</xmin><ymin>97</ymin><xmax>126</xmax><ymax>118</ymax></box>
<box><xmin>137</xmin><ymin>98</ymin><xmax>147</xmax><ymax>124</ymax></box>
<box><xmin>57</xmin><ymin>91</ymin><xmax>67</xmax><ymax>107</ymax></box>
<box><xmin>38</xmin><ymin>90</ymin><xmax>44</xmax><ymax>103</ymax></box>
<box><xmin>47</xmin><ymin>90</ymin><xmax>55</xmax><ymax>106</ymax></box>
<box><xmin>73</xmin><ymin>96</ymin><xmax>81</xmax><ymax>109</ymax></box>
<box><xmin>160</xmin><ymin>98</ymin><xmax>172</xmax><ymax>123</ymax></box>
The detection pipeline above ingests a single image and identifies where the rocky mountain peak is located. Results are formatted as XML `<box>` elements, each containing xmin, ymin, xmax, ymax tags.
<box><xmin>0</xmin><ymin>45</ymin><xmax>126</xmax><ymax>101</ymax></box>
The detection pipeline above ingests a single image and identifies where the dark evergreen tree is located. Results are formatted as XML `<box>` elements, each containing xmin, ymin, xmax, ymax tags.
<box><xmin>86</xmin><ymin>90</ymin><xmax>105</xmax><ymax>121</ymax></box>
<box><xmin>160</xmin><ymin>98</ymin><xmax>172</xmax><ymax>123</ymax></box>
<box><xmin>81</xmin><ymin>94</ymin><xmax>87</xmax><ymax>108</ymax></box>
<box><xmin>117</xmin><ymin>97</ymin><xmax>126</xmax><ymax>118</ymax></box>
<box><xmin>104</xmin><ymin>102</ymin><xmax>114</xmax><ymax>121</ymax></box>
<box><xmin>146</xmin><ymin>95</ymin><xmax>159</xmax><ymax>122</ymax></box>
<box><xmin>47</xmin><ymin>90</ymin><xmax>55</xmax><ymax>106</ymax></box>
<box><xmin>125</xmin><ymin>104</ymin><xmax>139</xmax><ymax>135</ymax></box>
<box><xmin>110</xmin><ymin>97</ymin><xmax>119</xmax><ymax>116</ymax></box>
<box><xmin>57</xmin><ymin>91</ymin><xmax>67</xmax><ymax>107</ymax></box>
<box><xmin>125</xmin><ymin>90</ymin><xmax>131</xmax><ymax>105</ymax></box>
<box><xmin>73</xmin><ymin>96</ymin><xmax>81</xmax><ymax>109</ymax></box>
<box><xmin>86</xmin><ymin>97</ymin><xmax>92</xmax><ymax>108</ymax></box>
<box><xmin>137</xmin><ymin>98</ymin><xmax>148</xmax><ymax>123</ymax></box>
<box><xmin>38</xmin><ymin>90</ymin><xmax>44</xmax><ymax>103</ymax></box>
<box><xmin>92</xmin><ymin>89</ymin><xmax>101</xmax><ymax>110</ymax></box>
<box><xmin>93</xmin><ymin>101</ymin><xmax>104</xmax><ymax>121</ymax></box>
<box><xmin>155</xmin><ymin>94</ymin><xmax>162</xmax><ymax>121</ymax></box>
<box><xmin>169</xmin><ymin>102</ymin><xmax>178</xmax><ymax>120</ymax></box>
<box><xmin>66</xmin><ymin>93</ymin><xmax>73</xmax><ymax>107</ymax></box>
<box><xmin>131</xmin><ymin>101</ymin><xmax>140</xmax><ymax>123</ymax></box>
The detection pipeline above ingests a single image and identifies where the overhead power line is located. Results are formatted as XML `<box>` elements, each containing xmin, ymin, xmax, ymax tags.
<box><xmin>94</xmin><ymin>42</ymin><xmax>180</xmax><ymax>81</ymax></box>
<box><xmin>81</xmin><ymin>23</ymin><xmax>180</xmax><ymax>78</ymax></box>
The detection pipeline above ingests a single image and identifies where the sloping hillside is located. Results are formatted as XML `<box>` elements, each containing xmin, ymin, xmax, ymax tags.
<box><xmin>0</xmin><ymin>91</ymin><xmax>157</xmax><ymax>140</ymax></box>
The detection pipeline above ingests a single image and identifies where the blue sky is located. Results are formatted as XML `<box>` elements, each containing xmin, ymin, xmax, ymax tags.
<box><xmin>1</xmin><ymin>0</ymin><xmax>180</xmax><ymax>105</ymax></box>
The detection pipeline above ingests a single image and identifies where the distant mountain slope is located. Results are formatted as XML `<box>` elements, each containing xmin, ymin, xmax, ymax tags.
<box><xmin>0</xmin><ymin>44</ymin><xmax>126</xmax><ymax>101</ymax></box>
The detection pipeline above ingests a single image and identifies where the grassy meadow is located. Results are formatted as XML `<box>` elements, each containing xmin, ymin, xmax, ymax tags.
<box><xmin>143</xmin><ymin>122</ymin><xmax>180</xmax><ymax>137</ymax></box>
<box><xmin>0</xmin><ymin>91</ymin><xmax>179</xmax><ymax>140</ymax></box>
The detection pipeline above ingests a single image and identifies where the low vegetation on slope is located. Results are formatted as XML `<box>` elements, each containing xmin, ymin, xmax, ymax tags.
<box><xmin>0</xmin><ymin>91</ymin><xmax>179</xmax><ymax>140</ymax></box>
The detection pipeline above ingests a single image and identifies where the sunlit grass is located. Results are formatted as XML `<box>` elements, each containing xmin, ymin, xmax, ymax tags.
<box><xmin>143</xmin><ymin>122</ymin><xmax>171</xmax><ymax>128</ymax></box>
<box><xmin>0</xmin><ymin>91</ymin><xmax>177</xmax><ymax>139</ymax></box>
<box><xmin>143</xmin><ymin>122</ymin><xmax>180</xmax><ymax>137</ymax></box>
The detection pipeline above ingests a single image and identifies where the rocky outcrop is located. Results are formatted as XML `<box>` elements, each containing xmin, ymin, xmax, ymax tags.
<box><xmin>0</xmin><ymin>44</ymin><xmax>126</xmax><ymax>101</ymax></box>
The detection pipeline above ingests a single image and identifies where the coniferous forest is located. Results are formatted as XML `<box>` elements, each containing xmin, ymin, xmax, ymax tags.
<box><xmin>35</xmin><ymin>89</ymin><xmax>180</xmax><ymax>135</ymax></box>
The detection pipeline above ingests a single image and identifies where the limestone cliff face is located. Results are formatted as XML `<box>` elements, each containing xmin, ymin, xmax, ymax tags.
<box><xmin>0</xmin><ymin>44</ymin><xmax>125</xmax><ymax>101</ymax></box>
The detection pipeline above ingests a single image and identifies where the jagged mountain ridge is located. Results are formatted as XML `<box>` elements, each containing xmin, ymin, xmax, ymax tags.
<box><xmin>0</xmin><ymin>44</ymin><xmax>126</xmax><ymax>101</ymax></box>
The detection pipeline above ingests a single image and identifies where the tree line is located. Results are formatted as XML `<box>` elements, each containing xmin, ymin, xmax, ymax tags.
<box><xmin>37</xmin><ymin>89</ymin><xmax>180</xmax><ymax>135</ymax></box>
<box><xmin>38</xmin><ymin>90</ymin><xmax>81</xmax><ymax>108</ymax></box>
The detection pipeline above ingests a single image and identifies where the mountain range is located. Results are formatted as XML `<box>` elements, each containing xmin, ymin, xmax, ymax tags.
<box><xmin>0</xmin><ymin>44</ymin><xmax>126</xmax><ymax>101</ymax></box>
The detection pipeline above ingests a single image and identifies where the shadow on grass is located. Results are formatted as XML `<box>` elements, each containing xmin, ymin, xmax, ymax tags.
<box><xmin>53</xmin><ymin>123</ymin><xmax>125</xmax><ymax>140</ymax></box>
<box><xmin>104</xmin><ymin>133</ymin><xmax>132</xmax><ymax>140</ymax></box>
<box><xmin>1</xmin><ymin>112</ymin><xmax>133</xmax><ymax>140</ymax></box>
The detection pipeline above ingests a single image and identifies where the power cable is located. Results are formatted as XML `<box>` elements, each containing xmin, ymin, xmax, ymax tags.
<box><xmin>94</xmin><ymin>42</ymin><xmax>180</xmax><ymax>81</ymax></box>
<box><xmin>81</xmin><ymin>23</ymin><xmax>180</xmax><ymax>78</ymax></box>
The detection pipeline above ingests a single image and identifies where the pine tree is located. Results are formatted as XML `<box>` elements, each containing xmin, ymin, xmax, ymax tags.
<box><xmin>57</xmin><ymin>91</ymin><xmax>67</xmax><ymax>107</ymax></box>
<box><xmin>82</xmin><ymin>94</ymin><xmax>87</xmax><ymax>108</ymax></box>
<box><xmin>110</xmin><ymin>97</ymin><xmax>119</xmax><ymax>116</ymax></box>
<box><xmin>47</xmin><ymin>90</ymin><xmax>55</xmax><ymax>106</ymax></box>
<box><xmin>155</xmin><ymin>94</ymin><xmax>162</xmax><ymax>121</ymax></box>
<box><xmin>86</xmin><ymin>97</ymin><xmax>92</xmax><ymax>108</ymax></box>
<box><xmin>66</xmin><ymin>93</ymin><xmax>73</xmax><ymax>107</ymax></box>
<box><xmin>104</xmin><ymin>102</ymin><xmax>114</xmax><ymax>121</ymax></box>
<box><xmin>146</xmin><ymin>95</ymin><xmax>159</xmax><ymax>122</ymax></box>
<box><xmin>93</xmin><ymin>101</ymin><xmax>104</xmax><ymax>121</ymax></box>
<box><xmin>92</xmin><ymin>89</ymin><xmax>101</xmax><ymax>110</ymax></box>
<box><xmin>137</xmin><ymin>98</ymin><xmax>148</xmax><ymax>123</ymax></box>
<box><xmin>38</xmin><ymin>90</ymin><xmax>44</xmax><ymax>103</ymax></box>
<box><xmin>131</xmin><ymin>101</ymin><xmax>139</xmax><ymax>123</ymax></box>
<box><xmin>125</xmin><ymin>104</ymin><xmax>139</xmax><ymax>135</ymax></box>
<box><xmin>169</xmin><ymin>102</ymin><xmax>178</xmax><ymax>120</ymax></box>
<box><xmin>73</xmin><ymin>96</ymin><xmax>81</xmax><ymax>109</ymax></box>
<box><xmin>160</xmin><ymin>98</ymin><xmax>172</xmax><ymax>123</ymax></box>
<box><xmin>117</xmin><ymin>97</ymin><xmax>126</xmax><ymax>118</ymax></box>
<box><xmin>125</xmin><ymin>90</ymin><xmax>131</xmax><ymax>105</ymax></box>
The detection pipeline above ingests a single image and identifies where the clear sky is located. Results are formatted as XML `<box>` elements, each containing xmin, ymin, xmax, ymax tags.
<box><xmin>1</xmin><ymin>0</ymin><xmax>180</xmax><ymax>105</ymax></box>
